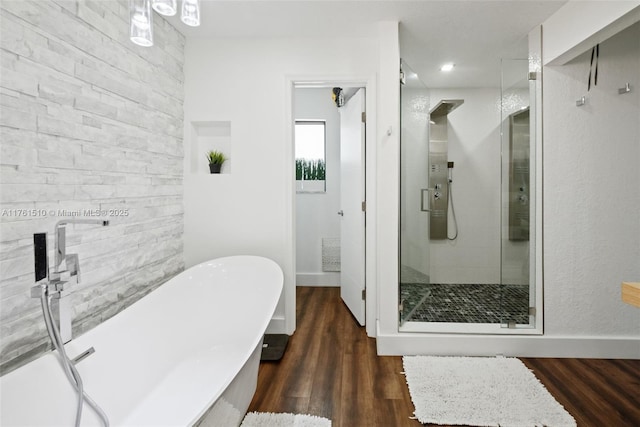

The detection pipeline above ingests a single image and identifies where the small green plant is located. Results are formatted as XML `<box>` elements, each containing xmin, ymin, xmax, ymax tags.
<box><xmin>315</xmin><ymin>159</ymin><xmax>325</xmax><ymax>180</ymax></box>
<box><xmin>296</xmin><ymin>159</ymin><xmax>304</xmax><ymax>180</ymax></box>
<box><xmin>295</xmin><ymin>158</ymin><xmax>325</xmax><ymax>181</ymax></box>
<box><xmin>206</xmin><ymin>150</ymin><xmax>227</xmax><ymax>165</ymax></box>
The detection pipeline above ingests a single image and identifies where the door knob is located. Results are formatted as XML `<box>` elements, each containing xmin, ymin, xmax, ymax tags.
<box><xmin>337</xmin><ymin>210</ymin><xmax>344</xmax><ymax>216</ymax></box>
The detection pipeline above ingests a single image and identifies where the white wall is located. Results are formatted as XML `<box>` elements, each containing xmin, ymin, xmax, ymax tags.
<box><xmin>428</xmin><ymin>88</ymin><xmax>502</xmax><ymax>284</ymax></box>
<box><xmin>295</xmin><ymin>88</ymin><xmax>341</xmax><ymax>286</ymax></box>
<box><xmin>0</xmin><ymin>0</ymin><xmax>185</xmax><ymax>373</ymax></box>
<box><xmin>183</xmin><ymin>36</ymin><xmax>379</xmax><ymax>334</ymax></box>
<box><xmin>543</xmin><ymin>0</ymin><xmax>640</xmax><ymax>65</ymax></box>
<box><xmin>377</xmin><ymin>21</ymin><xmax>402</xmax><ymax>337</ymax></box>
<box><xmin>543</xmin><ymin>21</ymin><xmax>640</xmax><ymax>338</ymax></box>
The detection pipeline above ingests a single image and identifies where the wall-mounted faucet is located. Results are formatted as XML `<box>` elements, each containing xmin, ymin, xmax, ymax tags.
<box><xmin>53</xmin><ymin>219</ymin><xmax>109</xmax><ymax>283</ymax></box>
<box><xmin>32</xmin><ymin>219</ymin><xmax>109</xmax><ymax>344</ymax></box>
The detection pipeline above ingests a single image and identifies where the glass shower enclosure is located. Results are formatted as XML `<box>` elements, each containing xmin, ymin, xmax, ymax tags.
<box><xmin>399</xmin><ymin>58</ymin><xmax>539</xmax><ymax>333</ymax></box>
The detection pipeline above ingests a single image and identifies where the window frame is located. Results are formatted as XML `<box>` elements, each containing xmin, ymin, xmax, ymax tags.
<box><xmin>294</xmin><ymin>120</ymin><xmax>327</xmax><ymax>193</ymax></box>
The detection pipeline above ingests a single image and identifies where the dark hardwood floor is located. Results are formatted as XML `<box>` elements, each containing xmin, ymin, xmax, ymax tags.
<box><xmin>247</xmin><ymin>287</ymin><xmax>640</xmax><ymax>427</ymax></box>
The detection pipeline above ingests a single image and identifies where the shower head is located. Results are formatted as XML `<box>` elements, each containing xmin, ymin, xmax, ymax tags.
<box><xmin>447</xmin><ymin>162</ymin><xmax>455</xmax><ymax>183</ymax></box>
<box><xmin>429</xmin><ymin>99</ymin><xmax>464</xmax><ymax>118</ymax></box>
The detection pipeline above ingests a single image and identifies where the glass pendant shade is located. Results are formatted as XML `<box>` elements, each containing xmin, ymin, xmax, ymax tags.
<box><xmin>152</xmin><ymin>0</ymin><xmax>177</xmax><ymax>16</ymax></box>
<box><xmin>130</xmin><ymin>0</ymin><xmax>153</xmax><ymax>47</ymax></box>
<box><xmin>181</xmin><ymin>0</ymin><xmax>200</xmax><ymax>27</ymax></box>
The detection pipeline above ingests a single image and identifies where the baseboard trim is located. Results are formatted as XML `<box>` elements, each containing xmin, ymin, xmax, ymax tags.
<box><xmin>376</xmin><ymin>331</ymin><xmax>640</xmax><ymax>359</ymax></box>
<box><xmin>266</xmin><ymin>316</ymin><xmax>287</xmax><ymax>335</ymax></box>
<box><xmin>296</xmin><ymin>272</ymin><xmax>340</xmax><ymax>287</ymax></box>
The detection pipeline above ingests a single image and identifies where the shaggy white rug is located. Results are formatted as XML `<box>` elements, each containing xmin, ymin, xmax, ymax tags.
<box><xmin>240</xmin><ymin>412</ymin><xmax>331</xmax><ymax>427</ymax></box>
<box><xmin>403</xmin><ymin>356</ymin><xmax>576</xmax><ymax>427</ymax></box>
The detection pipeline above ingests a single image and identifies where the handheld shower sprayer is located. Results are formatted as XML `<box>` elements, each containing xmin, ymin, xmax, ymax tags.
<box><xmin>446</xmin><ymin>161</ymin><xmax>458</xmax><ymax>240</ymax></box>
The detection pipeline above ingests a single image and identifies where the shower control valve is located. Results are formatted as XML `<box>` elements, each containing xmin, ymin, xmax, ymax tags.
<box><xmin>434</xmin><ymin>191</ymin><xmax>442</xmax><ymax>200</ymax></box>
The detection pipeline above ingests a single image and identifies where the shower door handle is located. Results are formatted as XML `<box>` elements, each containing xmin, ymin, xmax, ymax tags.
<box><xmin>420</xmin><ymin>189</ymin><xmax>431</xmax><ymax>212</ymax></box>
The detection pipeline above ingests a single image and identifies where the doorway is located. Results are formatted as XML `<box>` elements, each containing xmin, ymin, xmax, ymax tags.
<box><xmin>293</xmin><ymin>84</ymin><xmax>366</xmax><ymax>326</ymax></box>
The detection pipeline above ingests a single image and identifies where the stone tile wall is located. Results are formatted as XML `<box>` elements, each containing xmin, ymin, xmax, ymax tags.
<box><xmin>0</xmin><ymin>0</ymin><xmax>185</xmax><ymax>373</ymax></box>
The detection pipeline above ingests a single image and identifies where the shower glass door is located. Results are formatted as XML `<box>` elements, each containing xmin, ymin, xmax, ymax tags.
<box><xmin>398</xmin><ymin>54</ymin><xmax>540</xmax><ymax>334</ymax></box>
<box><xmin>399</xmin><ymin>60</ymin><xmax>431</xmax><ymax>325</ymax></box>
<box><xmin>500</xmin><ymin>58</ymin><xmax>536</xmax><ymax>329</ymax></box>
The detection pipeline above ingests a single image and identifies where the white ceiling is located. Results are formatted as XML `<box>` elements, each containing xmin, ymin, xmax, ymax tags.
<box><xmin>168</xmin><ymin>0</ymin><xmax>568</xmax><ymax>88</ymax></box>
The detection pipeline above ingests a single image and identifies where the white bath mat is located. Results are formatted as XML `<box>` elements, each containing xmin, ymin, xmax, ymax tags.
<box><xmin>403</xmin><ymin>356</ymin><xmax>576</xmax><ymax>427</ymax></box>
<box><xmin>241</xmin><ymin>412</ymin><xmax>331</xmax><ymax>427</ymax></box>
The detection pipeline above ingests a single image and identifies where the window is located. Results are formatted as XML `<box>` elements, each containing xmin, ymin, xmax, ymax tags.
<box><xmin>295</xmin><ymin>121</ymin><xmax>326</xmax><ymax>192</ymax></box>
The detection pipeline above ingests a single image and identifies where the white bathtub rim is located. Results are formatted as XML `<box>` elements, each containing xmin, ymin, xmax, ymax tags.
<box><xmin>105</xmin><ymin>254</ymin><xmax>285</xmax><ymax>426</ymax></box>
<box><xmin>0</xmin><ymin>255</ymin><xmax>284</xmax><ymax>427</ymax></box>
<box><xmin>181</xmin><ymin>256</ymin><xmax>285</xmax><ymax>425</ymax></box>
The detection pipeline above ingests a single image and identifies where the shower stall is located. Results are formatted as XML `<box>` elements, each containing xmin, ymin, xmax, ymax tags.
<box><xmin>398</xmin><ymin>58</ymin><xmax>539</xmax><ymax>333</ymax></box>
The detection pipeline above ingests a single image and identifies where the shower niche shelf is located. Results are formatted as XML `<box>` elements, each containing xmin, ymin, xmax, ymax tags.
<box><xmin>190</xmin><ymin>120</ymin><xmax>231</xmax><ymax>175</ymax></box>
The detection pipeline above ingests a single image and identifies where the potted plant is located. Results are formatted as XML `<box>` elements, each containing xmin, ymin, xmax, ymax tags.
<box><xmin>206</xmin><ymin>150</ymin><xmax>227</xmax><ymax>174</ymax></box>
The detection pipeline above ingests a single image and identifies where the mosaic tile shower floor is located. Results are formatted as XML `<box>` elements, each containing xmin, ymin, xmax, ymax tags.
<box><xmin>400</xmin><ymin>282</ymin><xmax>530</xmax><ymax>324</ymax></box>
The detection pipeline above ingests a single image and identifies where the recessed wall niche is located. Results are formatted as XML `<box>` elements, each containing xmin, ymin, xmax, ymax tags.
<box><xmin>191</xmin><ymin>121</ymin><xmax>231</xmax><ymax>174</ymax></box>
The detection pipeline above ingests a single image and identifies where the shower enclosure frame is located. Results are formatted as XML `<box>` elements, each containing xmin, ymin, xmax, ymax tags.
<box><xmin>397</xmin><ymin>35</ymin><xmax>544</xmax><ymax>336</ymax></box>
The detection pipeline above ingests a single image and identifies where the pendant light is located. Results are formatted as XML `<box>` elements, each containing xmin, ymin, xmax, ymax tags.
<box><xmin>152</xmin><ymin>0</ymin><xmax>177</xmax><ymax>16</ymax></box>
<box><xmin>181</xmin><ymin>0</ymin><xmax>201</xmax><ymax>27</ymax></box>
<box><xmin>130</xmin><ymin>0</ymin><xmax>153</xmax><ymax>47</ymax></box>
<box><xmin>130</xmin><ymin>0</ymin><xmax>200</xmax><ymax>48</ymax></box>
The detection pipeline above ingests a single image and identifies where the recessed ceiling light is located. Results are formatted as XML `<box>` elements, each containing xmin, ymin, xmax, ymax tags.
<box><xmin>440</xmin><ymin>63</ymin><xmax>455</xmax><ymax>72</ymax></box>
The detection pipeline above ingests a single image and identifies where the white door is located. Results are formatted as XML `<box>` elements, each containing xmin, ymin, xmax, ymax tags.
<box><xmin>339</xmin><ymin>88</ymin><xmax>366</xmax><ymax>325</ymax></box>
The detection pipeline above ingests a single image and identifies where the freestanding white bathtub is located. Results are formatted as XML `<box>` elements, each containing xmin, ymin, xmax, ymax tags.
<box><xmin>0</xmin><ymin>255</ymin><xmax>283</xmax><ymax>426</ymax></box>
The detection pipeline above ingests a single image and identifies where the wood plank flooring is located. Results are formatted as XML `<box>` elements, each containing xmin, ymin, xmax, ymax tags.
<box><xmin>247</xmin><ymin>287</ymin><xmax>640</xmax><ymax>427</ymax></box>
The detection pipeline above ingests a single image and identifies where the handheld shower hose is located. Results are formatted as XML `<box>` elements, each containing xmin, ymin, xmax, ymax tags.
<box><xmin>447</xmin><ymin>166</ymin><xmax>459</xmax><ymax>241</ymax></box>
<box><xmin>38</xmin><ymin>286</ymin><xmax>110</xmax><ymax>427</ymax></box>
